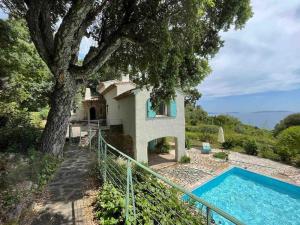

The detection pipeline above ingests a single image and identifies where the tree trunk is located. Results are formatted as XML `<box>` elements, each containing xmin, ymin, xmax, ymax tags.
<box><xmin>40</xmin><ymin>74</ymin><xmax>77</xmax><ymax>156</ymax></box>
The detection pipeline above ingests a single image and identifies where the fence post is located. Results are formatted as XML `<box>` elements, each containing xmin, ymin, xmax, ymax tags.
<box><xmin>68</xmin><ymin>124</ymin><xmax>72</xmax><ymax>145</ymax></box>
<box><xmin>125</xmin><ymin>160</ymin><xmax>136</xmax><ymax>222</ymax></box>
<box><xmin>206</xmin><ymin>207</ymin><xmax>212</xmax><ymax>225</ymax></box>
<box><xmin>103</xmin><ymin>143</ymin><xmax>107</xmax><ymax>182</ymax></box>
<box><xmin>79</xmin><ymin>126</ymin><xmax>81</xmax><ymax>146</ymax></box>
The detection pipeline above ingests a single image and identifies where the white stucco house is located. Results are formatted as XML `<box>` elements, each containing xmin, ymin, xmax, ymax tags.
<box><xmin>71</xmin><ymin>76</ymin><xmax>186</xmax><ymax>163</ymax></box>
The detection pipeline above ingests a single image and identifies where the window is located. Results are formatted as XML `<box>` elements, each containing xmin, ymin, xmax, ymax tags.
<box><xmin>156</xmin><ymin>102</ymin><xmax>168</xmax><ymax>116</ymax></box>
<box><xmin>147</xmin><ymin>99</ymin><xmax>177</xmax><ymax>118</ymax></box>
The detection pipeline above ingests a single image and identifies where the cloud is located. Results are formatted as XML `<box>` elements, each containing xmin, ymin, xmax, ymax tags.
<box><xmin>198</xmin><ymin>0</ymin><xmax>300</xmax><ymax>98</ymax></box>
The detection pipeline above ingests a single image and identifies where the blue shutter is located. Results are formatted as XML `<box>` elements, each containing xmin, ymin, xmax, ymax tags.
<box><xmin>147</xmin><ymin>99</ymin><xmax>156</xmax><ymax>118</ymax></box>
<box><xmin>170</xmin><ymin>100</ymin><xmax>177</xmax><ymax>117</ymax></box>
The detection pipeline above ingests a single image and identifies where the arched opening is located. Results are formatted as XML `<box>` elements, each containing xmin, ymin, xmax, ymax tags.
<box><xmin>89</xmin><ymin>107</ymin><xmax>96</xmax><ymax>120</ymax></box>
<box><xmin>148</xmin><ymin>136</ymin><xmax>177</xmax><ymax>169</ymax></box>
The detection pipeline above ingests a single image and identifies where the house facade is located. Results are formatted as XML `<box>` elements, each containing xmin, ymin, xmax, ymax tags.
<box><xmin>71</xmin><ymin>76</ymin><xmax>186</xmax><ymax>163</ymax></box>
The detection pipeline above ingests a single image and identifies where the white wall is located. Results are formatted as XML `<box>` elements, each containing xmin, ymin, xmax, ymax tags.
<box><xmin>103</xmin><ymin>83</ymin><xmax>136</xmax><ymax>125</ymax></box>
<box><xmin>104</xmin><ymin>88</ymin><xmax>121</xmax><ymax>125</ymax></box>
<box><xmin>133</xmin><ymin>89</ymin><xmax>186</xmax><ymax>162</ymax></box>
<box><xmin>116</xmin><ymin>83</ymin><xmax>136</xmax><ymax>95</ymax></box>
<box><xmin>118</xmin><ymin>95</ymin><xmax>136</xmax><ymax>139</ymax></box>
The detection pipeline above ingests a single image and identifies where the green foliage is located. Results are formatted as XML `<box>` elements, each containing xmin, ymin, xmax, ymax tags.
<box><xmin>39</xmin><ymin>107</ymin><xmax>49</xmax><ymax>120</ymax></box>
<box><xmin>213</xmin><ymin>152</ymin><xmax>228</xmax><ymax>160</ymax></box>
<box><xmin>185</xmin><ymin>137</ymin><xmax>191</xmax><ymax>150</ymax></box>
<box><xmin>259</xmin><ymin>145</ymin><xmax>280</xmax><ymax>161</ymax></box>
<box><xmin>185</xmin><ymin>105</ymin><xmax>208</xmax><ymax>125</ymax></box>
<box><xmin>179</xmin><ymin>155</ymin><xmax>191</xmax><ymax>164</ymax></box>
<box><xmin>94</xmin><ymin>183</ymin><xmax>125</xmax><ymax>225</ymax></box>
<box><xmin>154</xmin><ymin>138</ymin><xmax>171</xmax><ymax>154</ymax></box>
<box><xmin>0</xmin><ymin>19</ymin><xmax>52</xmax><ymax>111</ymax></box>
<box><xmin>276</xmin><ymin>126</ymin><xmax>300</xmax><ymax>164</ymax></box>
<box><xmin>184</xmin><ymin>89</ymin><xmax>202</xmax><ymax>106</ymax></box>
<box><xmin>222</xmin><ymin>139</ymin><xmax>235</xmax><ymax>150</ymax></box>
<box><xmin>243</xmin><ymin>139</ymin><xmax>258</xmax><ymax>156</ymax></box>
<box><xmin>94</xmin><ymin>176</ymin><xmax>204</xmax><ymax>225</ymax></box>
<box><xmin>211</xmin><ymin>115</ymin><xmax>242</xmax><ymax>127</ymax></box>
<box><xmin>274</xmin><ymin>113</ymin><xmax>300</xmax><ymax>136</ymax></box>
<box><xmin>0</xmin><ymin>103</ymin><xmax>42</xmax><ymax>153</ymax></box>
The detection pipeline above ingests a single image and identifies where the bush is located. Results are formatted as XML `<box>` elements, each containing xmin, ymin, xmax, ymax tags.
<box><xmin>0</xmin><ymin>103</ymin><xmax>42</xmax><ymax>153</ymax></box>
<box><xmin>213</xmin><ymin>152</ymin><xmax>228</xmax><ymax>160</ymax></box>
<box><xmin>179</xmin><ymin>155</ymin><xmax>191</xmax><ymax>163</ymax></box>
<box><xmin>222</xmin><ymin>138</ymin><xmax>235</xmax><ymax>149</ymax></box>
<box><xmin>198</xmin><ymin>133</ymin><xmax>216</xmax><ymax>143</ymax></box>
<box><xmin>274</xmin><ymin>113</ymin><xmax>300</xmax><ymax>136</ymax></box>
<box><xmin>94</xmin><ymin>183</ymin><xmax>125</xmax><ymax>224</ymax></box>
<box><xmin>185</xmin><ymin>137</ymin><xmax>191</xmax><ymax>150</ymax></box>
<box><xmin>39</xmin><ymin>107</ymin><xmax>49</xmax><ymax>120</ymax></box>
<box><xmin>155</xmin><ymin>138</ymin><xmax>171</xmax><ymax>154</ymax></box>
<box><xmin>294</xmin><ymin>155</ymin><xmax>300</xmax><ymax>168</ymax></box>
<box><xmin>259</xmin><ymin>145</ymin><xmax>280</xmax><ymax>161</ymax></box>
<box><xmin>276</xmin><ymin>126</ymin><xmax>300</xmax><ymax>163</ymax></box>
<box><xmin>244</xmin><ymin>139</ymin><xmax>258</xmax><ymax>155</ymax></box>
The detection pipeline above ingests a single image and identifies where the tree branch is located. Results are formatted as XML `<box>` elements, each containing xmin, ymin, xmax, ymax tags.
<box><xmin>53</xmin><ymin>0</ymin><xmax>95</xmax><ymax>73</ymax></box>
<box><xmin>70</xmin><ymin>0</ymin><xmax>109</xmax><ymax>64</ymax></box>
<box><xmin>25</xmin><ymin>0</ymin><xmax>54</xmax><ymax>69</ymax></box>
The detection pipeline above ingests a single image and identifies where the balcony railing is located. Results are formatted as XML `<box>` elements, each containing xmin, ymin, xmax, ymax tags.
<box><xmin>90</xmin><ymin>130</ymin><xmax>244</xmax><ymax>225</ymax></box>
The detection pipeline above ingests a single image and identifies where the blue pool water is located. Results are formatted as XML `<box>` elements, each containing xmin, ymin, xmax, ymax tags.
<box><xmin>190</xmin><ymin>167</ymin><xmax>300</xmax><ymax>225</ymax></box>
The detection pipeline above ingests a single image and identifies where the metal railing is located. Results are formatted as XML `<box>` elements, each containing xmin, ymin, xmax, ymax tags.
<box><xmin>92</xmin><ymin>130</ymin><xmax>244</xmax><ymax>225</ymax></box>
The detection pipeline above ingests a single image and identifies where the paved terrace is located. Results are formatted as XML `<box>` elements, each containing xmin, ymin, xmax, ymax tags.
<box><xmin>152</xmin><ymin>148</ymin><xmax>300</xmax><ymax>190</ymax></box>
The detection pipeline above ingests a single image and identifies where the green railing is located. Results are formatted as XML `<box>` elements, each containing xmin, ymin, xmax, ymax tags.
<box><xmin>92</xmin><ymin>130</ymin><xmax>244</xmax><ymax>225</ymax></box>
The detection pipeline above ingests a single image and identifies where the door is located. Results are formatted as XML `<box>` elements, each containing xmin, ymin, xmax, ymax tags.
<box><xmin>89</xmin><ymin>107</ymin><xmax>96</xmax><ymax>120</ymax></box>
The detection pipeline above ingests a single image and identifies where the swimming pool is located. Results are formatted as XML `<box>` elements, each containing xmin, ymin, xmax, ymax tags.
<box><xmin>189</xmin><ymin>167</ymin><xmax>300</xmax><ymax>225</ymax></box>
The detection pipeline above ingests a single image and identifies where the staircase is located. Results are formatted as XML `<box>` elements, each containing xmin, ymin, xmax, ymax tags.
<box><xmin>79</xmin><ymin>129</ymin><xmax>97</xmax><ymax>147</ymax></box>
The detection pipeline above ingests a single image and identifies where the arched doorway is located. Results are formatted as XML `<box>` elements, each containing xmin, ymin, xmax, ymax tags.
<box><xmin>89</xmin><ymin>107</ymin><xmax>96</xmax><ymax>120</ymax></box>
<box><xmin>147</xmin><ymin>136</ymin><xmax>177</xmax><ymax>169</ymax></box>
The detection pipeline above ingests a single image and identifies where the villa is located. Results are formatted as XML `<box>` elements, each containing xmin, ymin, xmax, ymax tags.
<box><xmin>70</xmin><ymin>75</ymin><xmax>186</xmax><ymax>163</ymax></box>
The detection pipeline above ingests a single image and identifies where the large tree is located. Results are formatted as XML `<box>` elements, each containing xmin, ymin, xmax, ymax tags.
<box><xmin>0</xmin><ymin>0</ymin><xmax>252</xmax><ymax>156</ymax></box>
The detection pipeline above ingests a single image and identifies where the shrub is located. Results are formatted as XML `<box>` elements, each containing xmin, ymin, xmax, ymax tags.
<box><xmin>259</xmin><ymin>145</ymin><xmax>280</xmax><ymax>161</ymax></box>
<box><xmin>274</xmin><ymin>113</ymin><xmax>300</xmax><ymax>136</ymax></box>
<box><xmin>244</xmin><ymin>139</ymin><xmax>258</xmax><ymax>155</ymax></box>
<box><xmin>94</xmin><ymin>183</ymin><xmax>125</xmax><ymax>224</ymax></box>
<box><xmin>185</xmin><ymin>137</ymin><xmax>191</xmax><ymax>150</ymax></box>
<box><xmin>155</xmin><ymin>138</ymin><xmax>171</xmax><ymax>154</ymax></box>
<box><xmin>179</xmin><ymin>155</ymin><xmax>191</xmax><ymax>163</ymax></box>
<box><xmin>213</xmin><ymin>152</ymin><xmax>228</xmax><ymax>160</ymax></box>
<box><xmin>198</xmin><ymin>133</ymin><xmax>215</xmax><ymax>143</ymax></box>
<box><xmin>39</xmin><ymin>107</ymin><xmax>49</xmax><ymax>120</ymax></box>
<box><xmin>222</xmin><ymin>138</ymin><xmax>235</xmax><ymax>149</ymax></box>
<box><xmin>294</xmin><ymin>155</ymin><xmax>300</xmax><ymax>168</ymax></box>
<box><xmin>276</xmin><ymin>126</ymin><xmax>300</xmax><ymax>163</ymax></box>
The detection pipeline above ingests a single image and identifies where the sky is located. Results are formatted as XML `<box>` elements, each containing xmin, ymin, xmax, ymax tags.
<box><xmin>1</xmin><ymin>2</ymin><xmax>300</xmax><ymax>113</ymax></box>
<box><xmin>198</xmin><ymin>0</ymin><xmax>300</xmax><ymax>113</ymax></box>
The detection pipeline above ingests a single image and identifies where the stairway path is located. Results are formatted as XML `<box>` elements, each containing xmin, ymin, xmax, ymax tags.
<box><xmin>31</xmin><ymin>146</ymin><xmax>95</xmax><ymax>225</ymax></box>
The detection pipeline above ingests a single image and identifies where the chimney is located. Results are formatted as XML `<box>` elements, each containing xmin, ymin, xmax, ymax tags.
<box><xmin>84</xmin><ymin>88</ymin><xmax>91</xmax><ymax>100</ymax></box>
<box><xmin>121</xmin><ymin>74</ymin><xmax>130</xmax><ymax>82</ymax></box>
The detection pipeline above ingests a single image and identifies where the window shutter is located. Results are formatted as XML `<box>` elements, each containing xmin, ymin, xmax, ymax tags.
<box><xmin>147</xmin><ymin>99</ymin><xmax>156</xmax><ymax>118</ymax></box>
<box><xmin>170</xmin><ymin>100</ymin><xmax>177</xmax><ymax>117</ymax></box>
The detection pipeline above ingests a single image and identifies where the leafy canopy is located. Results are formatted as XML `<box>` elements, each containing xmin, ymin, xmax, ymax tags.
<box><xmin>0</xmin><ymin>18</ymin><xmax>52</xmax><ymax>111</ymax></box>
<box><xmin>1</xmin><ymin>0</ymin><xmax>253</xmax><ymax>106</ymax></box>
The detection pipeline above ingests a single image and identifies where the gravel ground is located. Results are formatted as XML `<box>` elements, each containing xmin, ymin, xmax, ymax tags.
<box><xmin>155</xmin><ymin>148</ymin><xmax>300</xmax><ymax>190</ymax></box>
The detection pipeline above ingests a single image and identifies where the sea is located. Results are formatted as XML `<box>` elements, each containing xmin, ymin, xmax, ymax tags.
<box><xmin>208</xmin><ymin>111</ymin><xmax>295</xmax><ymax>130</ymax></box>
